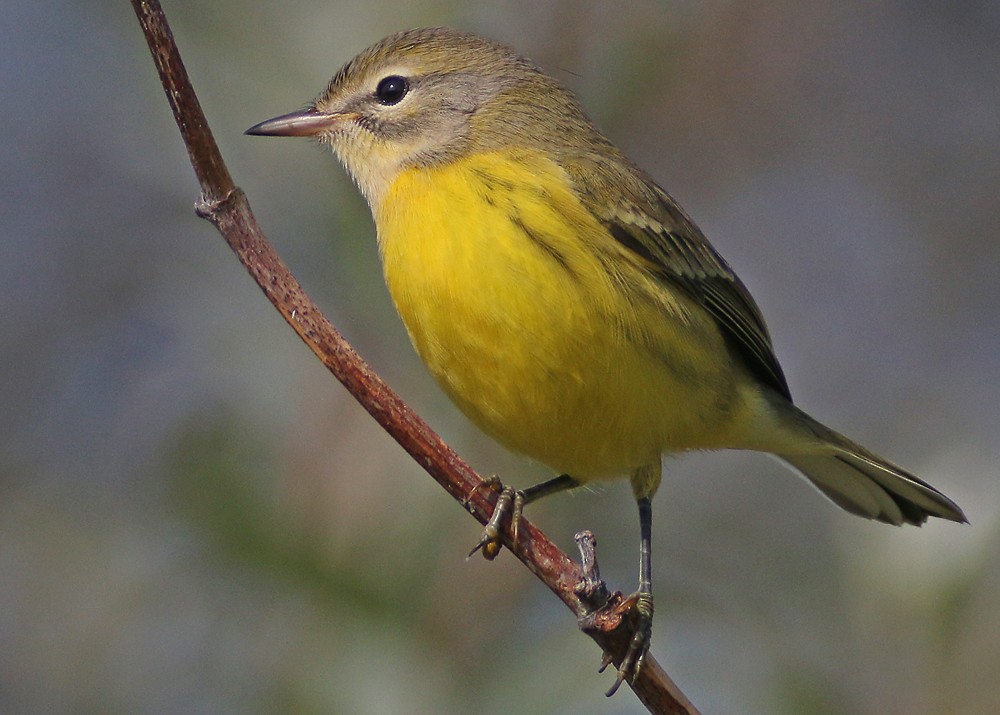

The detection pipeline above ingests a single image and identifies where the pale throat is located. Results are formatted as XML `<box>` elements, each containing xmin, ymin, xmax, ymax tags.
<box><xmin>333</xmin><ymin>139</ymin><xmax>406</xmax><ymax>209</ymax></box>
<box><xmin>333</xmin><ymin>121</ymin><xmax>469</xmax><ymax>209</ymax></box>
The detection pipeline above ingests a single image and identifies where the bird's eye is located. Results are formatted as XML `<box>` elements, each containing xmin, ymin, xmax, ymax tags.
<box><xmin>375</xmin><ymin>75</ymin><xmax>410</xmax><ymax>105</ymax></box>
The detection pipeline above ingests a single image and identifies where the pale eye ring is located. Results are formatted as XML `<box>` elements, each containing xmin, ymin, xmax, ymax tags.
<box><xmin>375</xmin><ymin>75</ymin><xmax>409</xmax><ymax>105</ymax></box>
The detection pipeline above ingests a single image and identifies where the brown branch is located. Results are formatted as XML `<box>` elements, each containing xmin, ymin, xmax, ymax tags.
<box><xmin>130</xmin><ymin>2</ymin><xmax>699</xmax><ymax>712</ymax></box>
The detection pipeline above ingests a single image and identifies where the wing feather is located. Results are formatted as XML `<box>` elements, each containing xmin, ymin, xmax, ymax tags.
<box><xmin>582</xmin><ymin>166</ymin><xmax>791</xmax><ymax>400</ymax></box>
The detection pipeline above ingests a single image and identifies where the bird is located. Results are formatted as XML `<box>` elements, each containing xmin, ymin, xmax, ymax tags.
<box><xmin>246</xmin><ymin>26</ymin><xmax>967</xmax><ymax>694</ymax></box>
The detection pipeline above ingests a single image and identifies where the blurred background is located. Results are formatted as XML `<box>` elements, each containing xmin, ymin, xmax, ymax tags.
<box><xmin>2</xmin><ymin>1</ymin><xmax>998</xmax><ymax>713</ymax></box>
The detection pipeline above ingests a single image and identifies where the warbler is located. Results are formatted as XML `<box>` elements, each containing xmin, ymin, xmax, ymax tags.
<box><xmin>247</xmin><ymin>27</ymin><xmax>966</xmax><ymax>691</ymax></box>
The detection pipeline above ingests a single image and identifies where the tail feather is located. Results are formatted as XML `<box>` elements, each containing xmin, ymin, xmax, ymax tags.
<box><xmin>781</xmin><ymin>453</ymin><xmax>964</xmax><ymax>526</ymax></box>
<box><xmin>775</xmin><ymin>407</ymin><xmax>967</xmax><ymax>526</ymax></box>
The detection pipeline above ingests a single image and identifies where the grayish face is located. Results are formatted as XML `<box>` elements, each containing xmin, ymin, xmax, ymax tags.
<box><xmin>308</xmin><ymin>31</ymin><xmax>521</xmax><ymax>206</ymax></box>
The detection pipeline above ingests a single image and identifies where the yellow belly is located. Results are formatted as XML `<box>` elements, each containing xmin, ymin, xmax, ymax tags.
<box><xmin>375</xmin><ymin>150</ymin><xmax>751</xmax><ymax>480</ymax></box>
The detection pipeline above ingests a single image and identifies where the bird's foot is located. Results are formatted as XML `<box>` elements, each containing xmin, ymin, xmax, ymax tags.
<box><xmin>574</xmin><ymin>531</ymin><xmax>654</xmax><ymax>695</ymax></box>
<box><xmin>598</xmin><ymin>590</ymin><xmax>653</xmax><ymax>696</ymax></box>
<box><xmin>465</xmin><ymin>476</ymin><xmax>526</xmax><ymax>560</ymax></box>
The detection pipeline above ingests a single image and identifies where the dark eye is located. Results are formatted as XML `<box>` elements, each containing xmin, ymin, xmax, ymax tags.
<box><xmin>375</xmin><ymin>75</ymin><xmax>409</xmax><ymax>105</ymax></box>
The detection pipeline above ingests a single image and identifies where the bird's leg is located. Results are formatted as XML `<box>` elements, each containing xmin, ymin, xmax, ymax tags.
<box><xmin>602</xmin><ymin>495</ymin><xmax>654</xmax><ymax>696</ymax></box>
<box><xmin>467</xmin><ymin>473</ymin><xmax>579</xmax><ymax>559</ymax></box>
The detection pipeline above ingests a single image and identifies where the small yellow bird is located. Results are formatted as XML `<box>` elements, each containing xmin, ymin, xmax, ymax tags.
<box><xmin>247</xmin><ymin>27</ymin><xmax>966</xmax><ymax>691</ymax></box>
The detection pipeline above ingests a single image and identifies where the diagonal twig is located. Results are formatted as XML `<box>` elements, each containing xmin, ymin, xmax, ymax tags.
<box><xmin>129</xmin><ymin>2</ymin><xmax>699</xmax><ymax>712</ymax></box>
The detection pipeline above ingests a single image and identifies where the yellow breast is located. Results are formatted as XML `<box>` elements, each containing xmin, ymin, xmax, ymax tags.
<box><xmin>374</xmin><ymin>150</ymin><xmax>750</xmax><ymax>480</ymax></box>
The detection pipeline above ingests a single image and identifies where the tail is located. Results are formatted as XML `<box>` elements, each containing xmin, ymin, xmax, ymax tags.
<box><xmin>775</xmin><ymin>406</ymin><xmax>967</xmax><ymax>526</ymax></box>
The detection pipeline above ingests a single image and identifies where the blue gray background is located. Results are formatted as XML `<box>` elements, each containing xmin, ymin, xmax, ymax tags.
<box><xmin>2</xmin><ymin>2</ymin><xmax>998</xmax><ymax>713</ymax></box>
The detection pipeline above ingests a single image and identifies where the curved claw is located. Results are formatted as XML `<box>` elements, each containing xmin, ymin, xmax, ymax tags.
<box><xmin>604</xmin><ymin>591</ymin><xmax>653</xmax><ymax>697</ymax></box>
<box><xmin>463</xmin><ymin>474</ymin><xmax>503</xmax><ymax>508</ymax></box>
<box><xmin>467</xmin><ymin>480</ymin><xmax>521</xmax><ymax>561</ymax></box>
<box><xmin>598</xmin><ymin>652</ymin><xmax>615</xmax><ymax>674</ymax></box>
<box><xmin>467</xmin><ymin>522</ymin><xmax>502</xmax><ymax>560</ymax></box>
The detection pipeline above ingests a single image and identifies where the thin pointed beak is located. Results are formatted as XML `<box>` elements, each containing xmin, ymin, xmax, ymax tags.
<box><xmin>245</xmin><ymin>107</ymin><xmax>347</xmax><ymax>137</ymax></box>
